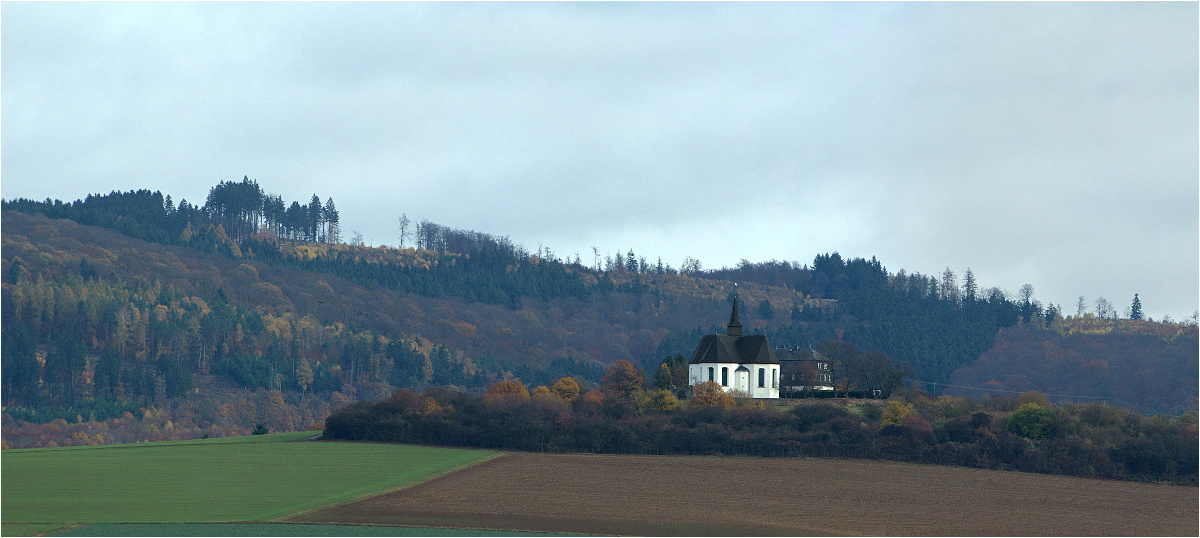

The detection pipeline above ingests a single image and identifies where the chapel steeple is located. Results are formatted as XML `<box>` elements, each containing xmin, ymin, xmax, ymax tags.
<box><xmin>727</xmin><ymin>297</ymin><xmax>743</xmax><ymax>337</ymax></box>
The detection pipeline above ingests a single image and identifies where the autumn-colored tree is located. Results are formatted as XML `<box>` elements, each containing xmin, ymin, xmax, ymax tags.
<box><xmin>550</xmin><ymin>377</ymin><xmax>580</xmax><ymax>401</ymax></box>
<box><xmin>900</xmin><ymin>413</ymin><xmax>935</xmax><ymax>442</ymax></box>
<box><xmin>485</xmin><ymin>379</ymin><xmax>529</xmax><ymax>400</ymax></box>
<box><xmin>422</xmin><ymin>396</ymin><xmax>443</xmax><ymax>415</ymax></box>
<box><xmin>636</xmin><ymin>388</ymin><xmax>682</xmax><ymax>412</ymax></box>
<box><xmin>600</xmin><ymin>359</ymin><xmax>643</xmax><ymax>401</ymax></box>
<box><xmin>880</xmin><ymin>400</ymin><xmax>913</xmax><ymax>429</ymax></box>
<box><xmin>581</xmin><ymin>389</ymin><xmax>606</xmax><ymax>405</ymax></box>
<box><xmin>652</xmin><ymin>363</ymin><xmax>675</xmax><ymax>390</ymax></box>
<box><xmin>687</xmin><ymin>381</ymin><xmax>734</xmax><ymax>410</ymax></box>
<box><xmin>1017</xmin><ymin>390</ymin><xmax>1051</xmax><ymax>409</ymax></box>
<box><xmin>296</xmin><ymin>359</ymin><xmax>314</xmax><ymax>392</ymax></box>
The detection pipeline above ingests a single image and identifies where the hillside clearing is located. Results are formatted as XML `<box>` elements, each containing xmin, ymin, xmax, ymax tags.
<box><xmin>291</xmin><ymin>451</ymin><xmax>1199</xmax><ymax>536</ymax></box>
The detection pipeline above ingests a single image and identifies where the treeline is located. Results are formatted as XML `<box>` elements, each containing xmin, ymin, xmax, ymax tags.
<box><xmin>241</xmin><ymin>237</ymin><xmax>603</xmax><ymax>309</ymax></box>
<box><xmin>324</xmin><ymin>369</ymin><xmax>1198</xmax><ymax>486</ymax></box>
<box><xmin>1</xmin><ymin>390</ymin><xmax>332</xmax><ymax>449</ymax></box>
<box><xmin>4</xmin><ymin>183</ymin><xmax>612</xmax><ymax>310</ymax></box>
<box><xmin>1</xmin><ymin>177</ymin><xmax>338</xmax><ymax>248</ymax></box>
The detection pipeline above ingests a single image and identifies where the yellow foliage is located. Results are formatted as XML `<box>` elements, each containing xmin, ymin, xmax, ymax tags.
<box><xmin>1017</xmin><ymin>390</ymin><xmax>1052</xmax><ymax>409</ymax></box>
<box><xmin>485</xmin><ymin>379</ymin><xmax>529</xmax><ymax>400</ymax></box>
<box><xmin>187</xmin><ymin>296</ymin><xmax>211</xmax><ymax>317</ymax></box>
<box><xmin>881</xmin><ymin>401</ymin><xmax>914</xmax><ymax>428</ymax></box>
<box><xmin>637</xmin><ymin>388</ymin><xmax>682</xmax><ymax>412</ymax></box>
<box><xmin>688</xmin><ymin>381</ymin><xmax>735</xmax><ymax>410</ymax></box>
<box><xmin>297</xmin><ymin>359</ymin><xmax>314</xmax><ymax>392</ymax></box>
<box><xmin>551</xmin><ymin>377</ymin><xmax>581</xmax><ymax>401</ymax></box>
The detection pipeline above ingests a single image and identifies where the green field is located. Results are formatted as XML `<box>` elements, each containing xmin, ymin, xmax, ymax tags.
<box><xmin>1</xmin><ymin>432</ymin><xmax>500</xmax><ymax>536</ymax></box>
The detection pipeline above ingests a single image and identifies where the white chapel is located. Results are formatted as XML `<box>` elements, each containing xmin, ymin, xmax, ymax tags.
<box><xmin>687</xmin><ymin>298</ymin><xmax>780</xmax><ymax>398</ymax></box>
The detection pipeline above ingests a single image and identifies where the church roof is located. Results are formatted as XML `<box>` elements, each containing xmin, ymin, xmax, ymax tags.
<box><xmin>688</xmin><ymin>300</ymin><xmax>781</xmax><ymax>366</ymax></box>
<box><xmin>688</xmin><ymin>334</ymin><xmax>781</xmax><ymax>365</ymax></box>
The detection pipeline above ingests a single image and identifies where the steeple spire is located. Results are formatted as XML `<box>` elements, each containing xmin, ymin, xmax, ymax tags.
<box><xmin>727</xmin><ymin>297</ymin><xmax>743</xmax><ymax>337</ymax></box>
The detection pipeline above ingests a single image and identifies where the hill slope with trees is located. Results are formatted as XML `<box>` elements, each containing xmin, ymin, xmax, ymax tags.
<box><xmin>946</xmin><ymin>318</ymin><xmax>1198</xmax><ymax>414</ymax></box>
<box><xmin>2</xmin><ymin>181</ymin><xmax>1195</xmax><ymax>448</ymax></box>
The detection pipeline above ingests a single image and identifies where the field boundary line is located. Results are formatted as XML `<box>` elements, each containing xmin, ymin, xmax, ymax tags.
<box><xmin>272</xmin><ymin>451</ymin><xmax>513</xmax><ymax>523</ymax></box>
<box><xmin>2</xmin><ymin>431</ymin><xmax>321</xmax><ymax>453</ymax></box>
<box><xmin>26</xmin><ymin>522</ymin><xmax>84</xmax><ymax>536</ymax></box>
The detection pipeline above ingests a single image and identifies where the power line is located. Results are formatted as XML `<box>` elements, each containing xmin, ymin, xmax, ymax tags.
<box><xmin>911</xmin><ymin>380</ymin><xmax>1109</xmax><ymax>401</ymax></box>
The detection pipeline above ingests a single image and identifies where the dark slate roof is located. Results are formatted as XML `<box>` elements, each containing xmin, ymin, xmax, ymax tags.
<box><xmin>688</xmin><ymin>300</ymin><xmax>780</xmax><ymax>365</ymax></box>
<box><xmin>777</xmin><ymin>348</ymin><xmax>829</xmax><ymax>374</ymax></box>
<box><xmin>688</xmin><ymin>334</ymin><xmax>780</xmax><ymax>365</ymax></box>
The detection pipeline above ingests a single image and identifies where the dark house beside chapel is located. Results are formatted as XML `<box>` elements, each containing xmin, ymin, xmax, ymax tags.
<box><xmin>777</xmin><ymin>347</ymin><xmax>834</xmax><ymax>396</ymax></box>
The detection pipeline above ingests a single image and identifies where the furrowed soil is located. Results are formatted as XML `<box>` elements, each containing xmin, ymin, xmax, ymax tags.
<box><xmin>289</xmin><ymin>452</ymin><xmax>1198</xmax><ymax>536</ymax></box>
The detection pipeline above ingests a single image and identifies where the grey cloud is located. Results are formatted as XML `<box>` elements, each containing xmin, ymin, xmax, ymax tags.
<box><xmin>2</xmin><ymin>1</ymin><xmax>1195</xmax><ymax>319</ymax></box>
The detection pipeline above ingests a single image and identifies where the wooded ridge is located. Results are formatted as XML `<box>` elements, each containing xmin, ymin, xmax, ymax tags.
<box><xmin>2</xmin><ymin>182</ymin><xmax>1195</xmax><ymax>449</ymax></box>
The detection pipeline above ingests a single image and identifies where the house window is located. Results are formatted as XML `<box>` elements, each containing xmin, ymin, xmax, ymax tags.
<box><xmin>772</xmin><ymin>368</ymin><xmax>778</xmax><ymax>389</ymax></box>
<box><xmin>721</xmin><ymin>367</ymin><xmax>728</xmax><ymax>386</ymax></box>
<box><xmin>758</xmin><ymin>368</ymin><xmax>765</xmax><ymax>388</ymax></box>
<box><xmin>708</xmin><ymin>367</ymin><xmax>714</xmax><ymax>382</ymax></box>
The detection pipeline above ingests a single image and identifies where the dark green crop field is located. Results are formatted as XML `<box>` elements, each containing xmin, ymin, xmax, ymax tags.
<box><xmin>1</xmin><ymin>432</ymin><xmax>499</xmax><ymax>536</ymax></box>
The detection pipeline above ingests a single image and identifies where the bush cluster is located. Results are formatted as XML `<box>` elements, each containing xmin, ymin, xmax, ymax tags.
<box><xmin>323</xmin><ymin>384</ymin><xmax>1197</xmax><ymax>485</ymax></box>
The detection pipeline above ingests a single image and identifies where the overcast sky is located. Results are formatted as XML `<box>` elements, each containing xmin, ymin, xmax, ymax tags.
<box><xmin>3</xmin><ymin>2</ymin><xmax>1197</xmax><ymax>320</ymax></box>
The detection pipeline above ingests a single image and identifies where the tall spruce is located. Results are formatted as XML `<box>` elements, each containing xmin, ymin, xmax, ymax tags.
<box><xmin>1129</xmin><ymin>294</ymin><xmax>1143</xmax><ymax>320</ymax></box>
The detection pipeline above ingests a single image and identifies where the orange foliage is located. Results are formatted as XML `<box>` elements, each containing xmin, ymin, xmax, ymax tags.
<box><xmin>485</xmin><ymin>379</ymin><xmax>529</xmax><ymax>400</ymax></box>
<box><xmin>601</xmin><ymin>360</ymin><xmax>643</xmax><ymax>401</ymax></box>
<box><xmin>687</xmin><ymin>381</ymin><xmax>734</xmax><ymax>410</ymax></box>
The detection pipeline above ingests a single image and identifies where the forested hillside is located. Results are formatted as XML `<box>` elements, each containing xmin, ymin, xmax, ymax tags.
<box><xmin>947</xmin><ymin>318</ymin><xmax>1199</xmax><ymax>414</ymax></box>
<box><xmin>2</xmin><ymin>181</ymin><xmax>1194</xmax><ymax>447</ymax></box>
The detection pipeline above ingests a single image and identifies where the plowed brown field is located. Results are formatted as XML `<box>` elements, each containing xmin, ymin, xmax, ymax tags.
<box><xmin>287</xmin><ymin>452</ymin><xmax>1198</xmax><ymax>536</ymax></box>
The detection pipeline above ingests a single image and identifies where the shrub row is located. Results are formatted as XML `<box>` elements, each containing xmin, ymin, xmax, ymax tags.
<box><xmin>324</xmin><ymin>387</ymin><xmax>1197</xmax><ymax>485</ymax></box>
